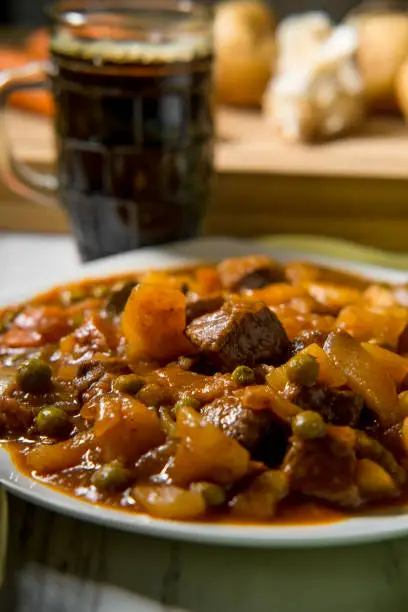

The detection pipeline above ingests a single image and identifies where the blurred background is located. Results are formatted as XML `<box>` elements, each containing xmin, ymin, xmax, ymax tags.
<box><xmin>0</xmin><ymin>1</ymin><xmax>359</xmax><ymax>25</ymax></box>
<box><xmin>2</xmin><ymin>0</ymin><xmax>408</xmax><ymax>256</ymax></box>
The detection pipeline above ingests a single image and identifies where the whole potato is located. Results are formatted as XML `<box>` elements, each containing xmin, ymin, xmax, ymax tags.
<box><xmin>214</xmin><ymin>0</ymin><xmax>276</xmax><ymax>107</ymax></box>
<box><xmin>395</xmin><ymin>57</ymin><xmax>408</xmax><ymax>119</ymax></box>
<box><xmin>347</xmin><ymin>9</ymin><xmax>408</xmax><ymax>111</ymax></box>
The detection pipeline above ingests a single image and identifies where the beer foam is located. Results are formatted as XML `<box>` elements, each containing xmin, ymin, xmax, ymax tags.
<box><xmin>51</xmin><ymin>30</ymin><xmax>212</xmax><ymax>64</ymax></box>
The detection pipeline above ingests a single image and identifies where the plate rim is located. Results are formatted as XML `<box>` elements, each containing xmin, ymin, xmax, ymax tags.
<box><xmin>3</xmin><ymin>449</ymin><xmax>408</xmax><ymax>549</ymax></box>
<box><xmin>1</xmin><ymin>237</ymin><xmax>408</xmax><ymax>548</ymax></box>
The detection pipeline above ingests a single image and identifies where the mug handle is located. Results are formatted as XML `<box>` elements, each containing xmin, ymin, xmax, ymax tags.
<box><xmin>0</xmin><ymin>61</ymin><xmax>58</xmax><ymax>207</ymax></box>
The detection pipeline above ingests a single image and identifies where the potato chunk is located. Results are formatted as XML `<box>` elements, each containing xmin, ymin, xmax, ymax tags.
<box><xmin>305</xmin><ymin>282</ymin><xmax>362</xmax><ymax>314</ymax></box>
<box><xmin>303</xmin><ymin>343</ymin><xmax>347</xmax><ymax>387</ymax></box>
<box><xmin>132</xmin><ymin>485</ymin><xmax>205</xmax><ymax>520</ymax></box>
<box><xmin>336</xmin><ymin>305</ymin><xmax>408</xmax><ymax>348</ymax></box>
<box><xmin>356</xmin><ymin>459</ymin><xmax>399</xmax><ymax>500</ymax></box>
<box><xmin>169</xmin><ymin>406</ymin><xmax>250</xmax><ymax>486</ymax></box>
<box><xmin>26</xmin><ymin>433</ymin><xmax>93</xmax><ymax>474</ymax></box>
<box><xmin>230</xmin><ymin>470</ymin><xmax>288</xmax><ymax>518</ymax></box>
<box><xmin>122</xmin><ymin>284</ymin><xmax>193</xmax><ymax>362</ymax></box>
<box><xmin>94</xmin><ymin>394</ymin><xmax>165</xmax><ymax>464</ymax></box>
<box><xmin>324</xmin><ymin>331</ymin><xmax>399</xmax><ymax>427</ymax></box>
<box><xmin>362</xmin><ymin>343</ymin><xmax>408</xmax><ymax>385</ymax></box>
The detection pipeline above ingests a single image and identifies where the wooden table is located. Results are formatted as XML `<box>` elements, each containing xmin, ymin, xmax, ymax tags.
<box><xmin>2</xmin><ymin>109</ymin><xmax>408</xmax><ymax>251</ymax></box>
<box><xmin>2</xmin><ymin>494</ymin><xmax>408</xmax><ymax>612</ymax></box>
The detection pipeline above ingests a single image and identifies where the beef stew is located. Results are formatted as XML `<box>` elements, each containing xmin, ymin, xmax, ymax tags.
<box><xmin>1</xmin><ymin>255</ymin><xmax>408</xmax><ymax>524</ymax></box>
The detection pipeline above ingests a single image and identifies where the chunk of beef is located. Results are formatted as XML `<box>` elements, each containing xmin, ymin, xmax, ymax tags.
<box><xmin>290</xmin><ymin>329</ymin><xmax>328</xmax><ymax>357</ymax></box>
<box><xmin>283</xmin><ymin>434</ymin><xmax>360</xmax><ymax>507</ymax></box>
<box><xmin>217</xmin><ymin>255</ymin><xmax>285</xmax><ymax>292</ymax></box>
<box><xmin>356</xmin><ymin>406</ymin><xmax>379</xmax><ymax>433</ymax></box>
<box><xmin>186</xmin><ymin>293</ymin><xmax>224</xmax><ymax>323</ymax></box>
<box><xmin>75</xmin><ymin>361</ymin><xmax>106</xmax><ymax>394</ymax></box>
<box><xmin>229</xmin><ymin>470</ymin><xmax>288</xmax><ymax>518</ymax></box>
<box><xmin>186</xmin><ymin>299</ymin><xmax>289</xmax><ymax>372</ymax></box>
<box><xmin>201</xmin><ymin>394</ymin><xmax>273</xmax><ymax>452</ymax></box>
<box><xmin>201</xmin><ymin>394</ymin><xmax>288</xmax><ymax>465</ymax></box>
<box><xmin>0</xmin><ymin>396</ymin><xmax>33</xmax><ymax>434</ymax></box>
<box><xmin>75</xmin><ymin>358</ymin><xmax>129</xmax><ymax>396</ymax></box>
<box><xmin>134</xmin><ymin>441</ymin><xmax>178</xmax><ymax>481</ymax></box>
<box><xmin>380</xmin><ymin>424</ymin><xmax>406</xmax><ymax>463</ymax></box>
<box><xmin>296</xmin><ymin>386</ymin><xmax>363</xmax><ymax>427</ymax></box>
<box><xmin>398</xmin><ymin>325</ymin><xmax>408</xmax><ymax>355</ymax></box>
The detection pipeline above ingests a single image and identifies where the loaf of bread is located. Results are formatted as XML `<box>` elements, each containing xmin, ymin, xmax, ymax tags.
<box><xmin>264</xmin><ymin>19</ymin><xmax>364</xmax><ymax>142</ymax></box>
<box><xmin>275</xmin><ymin>11</ymin><xmax>332</xmax><ymax>75</ymax></box>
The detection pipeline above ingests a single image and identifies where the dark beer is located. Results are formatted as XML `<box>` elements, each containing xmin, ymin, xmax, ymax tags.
<box><xmin>50</xmin><ymin>25</ymin><xmax>213</xmax><ymax>260</ymax></box>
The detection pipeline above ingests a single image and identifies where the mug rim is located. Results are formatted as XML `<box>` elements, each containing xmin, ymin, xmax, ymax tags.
<box><xmin>45</xmin><ymin>0</ymin><xmax>212</xmax><ymax>25</ymax></box>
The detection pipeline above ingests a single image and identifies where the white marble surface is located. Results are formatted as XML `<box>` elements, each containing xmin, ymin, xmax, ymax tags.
<box><xmin>0</xmin><ymin>233</ymin><xmax>79</xmax><ymax>302</ymax></box>
<box><xmin>1</xmin><ymin>232</ymin><xmax>408</xmax><ymax>612</ymax></box>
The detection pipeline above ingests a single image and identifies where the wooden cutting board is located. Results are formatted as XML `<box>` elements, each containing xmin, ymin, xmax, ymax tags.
<box><xmin>6</xmin><ymin>107</ymin><xmax>408</xmax><ymax>178</ymax></box>
<box><xmin>2</xmin><ymin>108</ymin><xmax>408</xmax><ymax>251</ymax></box>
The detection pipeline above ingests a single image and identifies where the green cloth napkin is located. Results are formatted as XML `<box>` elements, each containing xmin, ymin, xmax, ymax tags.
<box><xmin>0</xmin><ymin>234</ymin><xmax>406</xmax><ymax>581</ymax></box>
<box><xmin>258</xmin><ymin>234</ymin><xmax>408</xmax><ymax>271</ymax></box>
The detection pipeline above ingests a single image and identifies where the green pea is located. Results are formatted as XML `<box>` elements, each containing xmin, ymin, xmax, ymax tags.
<box><xmin>292</xmin><ymin>411</ymin><xmax>326</xmax><ymax>440</ymax></box>
<box><xmin>113</xmin><ymin>374</ymin><xmax>145</xmax><ymax>395</ymax></box>
<box><xmin>232</xmin><ymin>365</ymin><xmax>255</xmax><ymax>386</ymax></box>
<box><xmin>190</xmin><ymin>482</ymin><xmax>226</xmax><ymax>507</ymax></box>
<box><xmin>287</xmin><ymin>354</ymin><xmax>319</xmax><ymax>387</ymax></box>
<box><xmin>35</xmin><ymin>406</ymin><xmax>72</xmax><ymax>438</ymax></box>
<box><xmin>92</xmin><ymin>462</ymin><xmax>131</xmax><ymax>492</ymax></box>
<box><xmin>174</xmin><ymin>396</ymin><xmax>201</xmax><ymax>412</ymax></box>
<box><xmin>17</xmin><ymin>359</ymin><xmax>52</xmax><ymax>393</ymax></box>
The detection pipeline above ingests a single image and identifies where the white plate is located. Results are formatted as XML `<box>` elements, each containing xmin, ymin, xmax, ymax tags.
<box><xmin>1</xmin><ymin>237</ymin><xmax>408</xmax><ymax>548</ymax></box>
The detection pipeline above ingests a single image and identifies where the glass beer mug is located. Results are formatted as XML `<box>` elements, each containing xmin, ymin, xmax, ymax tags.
<box><xmin>0</xmin><ymin>1</ymin><xmax>214</xmax><ymax>261</ymax></box>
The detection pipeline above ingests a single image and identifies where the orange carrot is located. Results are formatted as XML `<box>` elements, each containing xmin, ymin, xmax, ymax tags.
<box><xmin>26</xmin><ymin>28</ymin><xmax>50</xmax><ymax>61</ymax></box>
<box><xmin>0</xmin><ymin>47</ymin><xmax>54</xmax><ymax>115</ymax></box>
